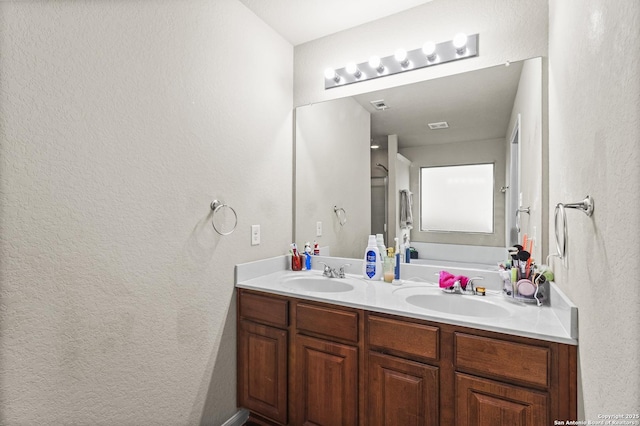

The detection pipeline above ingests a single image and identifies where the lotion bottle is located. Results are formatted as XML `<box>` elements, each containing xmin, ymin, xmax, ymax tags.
<box><xmin>363</xmin><ymin>235</ymin><xmax>382</xmax><ymax>280</ymax></box>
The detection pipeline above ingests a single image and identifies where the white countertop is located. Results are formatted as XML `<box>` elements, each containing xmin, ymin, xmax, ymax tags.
<box><xmin>235</xmin><ymin>255</ymin><xmax>578</xmax><ymax>345</ymax></box>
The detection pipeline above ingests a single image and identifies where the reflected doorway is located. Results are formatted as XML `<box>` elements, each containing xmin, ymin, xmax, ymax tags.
<box><xmin>371</xmin><ymin>175</ymin><xmax>388</xmax><ymax>241</ymax></box>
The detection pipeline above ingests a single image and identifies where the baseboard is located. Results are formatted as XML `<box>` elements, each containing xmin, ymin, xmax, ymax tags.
<box><xmin>221</xmin><ymin>409</ymin><xmax>249</xmax><ymax>426</ymax></box>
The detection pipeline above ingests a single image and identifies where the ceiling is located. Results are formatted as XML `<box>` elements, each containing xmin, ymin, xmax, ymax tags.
<box><xmin>239</xmin><ymin>0</ymin><xmax>434</xmax><ymax>46</ymax></box>
<box><xmin>353</xmin><ymin>61</ymin><xmax>524</xmax><ymax>148</ymax></box>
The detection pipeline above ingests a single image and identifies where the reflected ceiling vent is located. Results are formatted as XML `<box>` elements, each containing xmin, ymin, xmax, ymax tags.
<box><xmin>370</xmin><ymin>99</ymin><xmax>390</xmax><ymax>111</ymax></box>
<box><xmin>428</xmin><ymin>121</ymin><xmax>449</xmax><ymax>130</ymax></box>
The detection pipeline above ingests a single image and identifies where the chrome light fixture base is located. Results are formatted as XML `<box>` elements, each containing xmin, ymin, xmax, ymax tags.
<box><xmin>324</xmin><ymin>34</ymin><xmax>479</xmax><ymax>89</ymax></box>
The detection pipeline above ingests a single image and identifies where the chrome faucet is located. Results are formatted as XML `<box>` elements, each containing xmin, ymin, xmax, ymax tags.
<box><xmin>441</xmin><ymin>279</ymin><xmax>465</xmax><ymax>294</ymax></box>
<box><xmin>442</xmin><ymin>276</ymin><xmax>484</xmax><ymax>295</ymax></box>
<box><xmin>319</xmin><ymin>262</ymin><xmax>337</xmax><ymax>278</ymax></box>
<box><xmin>319</xmin><ymin>262</ymin><xmax>351</xmax><ymax>278</ymax></box>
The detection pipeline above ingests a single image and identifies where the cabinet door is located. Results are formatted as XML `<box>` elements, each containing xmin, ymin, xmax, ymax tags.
<box><xmin>367</xmin><ymin>352</ymin><xmax>439</xmax><ymax>426</ymax></box>
<box><xmin>455</xmin><ymin>373</ymin><xmax>549</xmax><ymax>426</ymax></box>
<box><xmin>293</xmin><ymin>335</ymin><xmax>358</xmax><ymax>426</ymax></box>
<box><xmin>238</xmin><ymin>320</ymin><xmax>288</xmax><ymax>425</ymax></box>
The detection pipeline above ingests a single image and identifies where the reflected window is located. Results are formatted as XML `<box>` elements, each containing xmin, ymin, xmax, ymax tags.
<box><xmin>420</xmin><ymin>164</ymin><xmax>494</xmax><ymax>233</ymax></box>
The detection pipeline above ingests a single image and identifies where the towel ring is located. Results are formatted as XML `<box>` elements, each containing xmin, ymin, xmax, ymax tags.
<box><xmin>210</xmin><ymin>200</ymin><xmax>238</xmax><ymax>236</ymax></box>
<box><xmin>515</xmin><ymin>206</ymin><xmax>530</xmax><ymax>233</ymax></box>
<box><xmin>334</xmin><ymin>206</ymin><xmax>347</xmax><ymax>227</ymax></box>
<box><xmin>553</xmin><ymin>195</ymin><xmax>594</xmax><ymax>260</ymax></box>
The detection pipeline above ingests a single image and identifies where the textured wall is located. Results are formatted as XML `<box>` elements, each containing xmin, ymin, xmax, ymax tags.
<box><xmin>0</xmin><ymin>1</ymin><xmax>293</xmax><ymax>425</ymax></box>
<box><xmin>548</xmin><ymin>0</ymin><xmax>640</xmax><ymax>419</ymax></box>
<box><xmin>294</xmin><ymin>0</ymin><xmax>549</xmax><ymax>106</ymax></box>
<box><xmin>295</xmin><ymin>98</ymin><xmax>371</xmax><ymax>258</ymax></box>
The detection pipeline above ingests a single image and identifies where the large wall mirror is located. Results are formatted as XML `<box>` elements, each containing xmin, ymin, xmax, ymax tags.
<box><xmin>295</xmin><ymin>57</ymin><xmax>545</xmax><ymax>263</ymax></box>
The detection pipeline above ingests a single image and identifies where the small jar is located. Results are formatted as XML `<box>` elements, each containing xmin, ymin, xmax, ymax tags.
<box><xmin>475</xmin><ymin>286</ymin><xmax>486</xmax><ymax>296</ymax></box>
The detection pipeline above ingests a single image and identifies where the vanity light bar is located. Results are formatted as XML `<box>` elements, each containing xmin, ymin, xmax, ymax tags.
<box><xmin>324</xmin><ymin>33</ymin><xmax>479</xmax><ymax>90</ymax></box>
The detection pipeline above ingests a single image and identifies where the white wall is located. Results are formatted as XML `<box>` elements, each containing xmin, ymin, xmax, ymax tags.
<box><xmin>0</xmin><ymin>1</ymin><xmax>293</xmax><ymax>425</ymax></box>
<box><xmin>295</xmin><ymin>97</ymin><xmax>371</xmax><ymax>258</ymax></box>
<box><xmin>294</xmin><ymin>0</ymin><xmax>549</xmax><ymax>106</ymax></box>
<box><xmin>548</xmin><ymin>0</ymin><xmax>640</xmax><ymax>419</ymax></box>
<box><xmin>507</xmin><ymin>57</ymin><xmax>546</xmax><ymax>261</ymax></box>
<box><xmin>401</xmin><ymin>138</ymin><xmax>507</xmax><ymax>247</ymax></box>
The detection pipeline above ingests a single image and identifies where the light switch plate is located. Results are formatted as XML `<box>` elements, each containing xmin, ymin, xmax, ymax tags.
<box><xmin>316</xmin><ymin>221</ymin><xmax>322</xmax><ymax>237</ymax></box>
<box><xmin>251</xmin><ymin>225</ymin><xmax>260</xmax><ymax>246</ymax></box>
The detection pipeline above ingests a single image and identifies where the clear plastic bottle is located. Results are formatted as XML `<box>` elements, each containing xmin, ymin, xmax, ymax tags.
<box><xmin>363</xmin><ymin>235</ymin><xmax>382</xmax><ymax>280</ymax></box>
<box><xmin>375</xmin><ymin>234</ymin><xmax>386</xmax><ymax>257</ymax></box>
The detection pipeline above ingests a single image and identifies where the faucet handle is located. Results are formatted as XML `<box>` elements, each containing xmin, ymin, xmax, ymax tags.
<box><xmin>465</xmin><ymin>277</ymin><xmax>484</xmax><ymax>293</ymax></box>
<box><xmin>318</xmin><ymin>262</ymin><xmax>332</xmax><ymax>277</ymax></box>
<box><xmin>338</xmin><ymin>263</ymin><xmax>351</xmax><ymax>278</ymax></box>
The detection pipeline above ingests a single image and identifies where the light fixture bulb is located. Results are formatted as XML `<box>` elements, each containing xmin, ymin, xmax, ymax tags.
<box><xmin>453</xmin><ymin>33</ymin><xmax>468</xmax><ymax>53</ymax></box>
<box><xmin>324</xmin><ymin>67</ymin><xmax>335</xmax><ymax>79</ymax></box>
<box><xmin>368</xmin><ymin>55</ymin><xmax>384</xmax><ymax>72</ymax></box>
<box><xmin>324</xmin><ymin>67</ymin><xmax>339</xmax><ymax>82</ymax></box>
<box><xmin>345</xmin><ymin>62</ymin><xmax>362</xmax><ymax>78</ymax></box>
<box><xmin>394</xmin><ymin>48</ymin><xmax>407</xmax><ymax>62</ymax></box>
<box><xmin>422</xmin><ymin>41</ymin><xmax>437</xmax><ymax>60</ymax></box>
<box><xmin>370</xmin><ymin>144</ymin><xmax>380</xmax><ymax>150</ymax></box>
<box><xmin>394</xmin><ymin>48</ymin><xmax>409</xmax><ymax>67</ymax></box>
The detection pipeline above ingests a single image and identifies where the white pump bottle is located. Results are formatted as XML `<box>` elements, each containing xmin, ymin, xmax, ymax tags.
<box><xmin>363</xmin><ymin>235</ymin><xmax>382</xmax><ymax>280</ymax></box>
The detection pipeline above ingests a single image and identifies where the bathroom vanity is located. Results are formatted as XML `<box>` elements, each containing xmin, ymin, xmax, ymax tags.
<box><xmin>236</xmin><ymin>257</ymin><xmax>577</xmax><ymax>426</ymax></box>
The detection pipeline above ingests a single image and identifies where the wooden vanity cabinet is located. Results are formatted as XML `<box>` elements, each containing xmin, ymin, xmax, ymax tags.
<box><xmin>237</xmin><ymin>290</ymin><xmax>363</xmax><ymax>426</ymax></box>
<box><xmin>365</xmin><ymin>312</ymin><xmax>576</xmax><ymax>426</ymax></box>
<box><xmin>366</xmin><ymin>314</ymin><xmax>440</xmax><ymax>426</ymax></box>
<box><xmin>291</xmin><ymin>302</ymin><xmax>361</xmax><ymax>426</ymax></box>
<box><xmin>237</xmin><ymin>289</ymin><xmax>577</xmax><ymax>426</ymax></box>
<box><xmin>452</xmin><ymin>332</ymin><xmax>574</xmax><ymax>426</ymax></box>
<box><xmin>237</xmin><ymin>291</ymin><xmax>289</xmax><ymax>425</ymax></box>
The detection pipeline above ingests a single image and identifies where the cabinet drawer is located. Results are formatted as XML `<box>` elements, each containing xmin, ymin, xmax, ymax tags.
<box><xmin>455</xmin><ymin>333</ymin><xmax>550</xmax><ymax>389</ymax></box>
<box><xmin>368</xmin><ymin>315</ymin><xmax>439</xmax><ymax>362</ymax></box>
<box><xmin>239</xmin><ymin>291</ymin><xmax>289</xmax><ymax>328</ymax></box>
<box><xmin>296</xmin><ymin>303</ymin><xmax>359</xmax><ymax>343</ymax></box>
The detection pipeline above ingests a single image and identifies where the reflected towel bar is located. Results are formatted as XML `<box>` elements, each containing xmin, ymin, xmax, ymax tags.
<box><xmin>334</xmin><ymin>206</ymin><xmax>347</xmax><ymax>227</ymax></box>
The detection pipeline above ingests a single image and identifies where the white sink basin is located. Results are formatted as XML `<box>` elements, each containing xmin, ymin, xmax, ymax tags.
<box><xmin>405</xmin><ymin>293</ymin><xmax>512</xmax><ymax>318</ymax></box>
<box><xmin>282</xmin><ymin>276</ymin><xmax>355</xmax><ymax>293</ymax></box>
